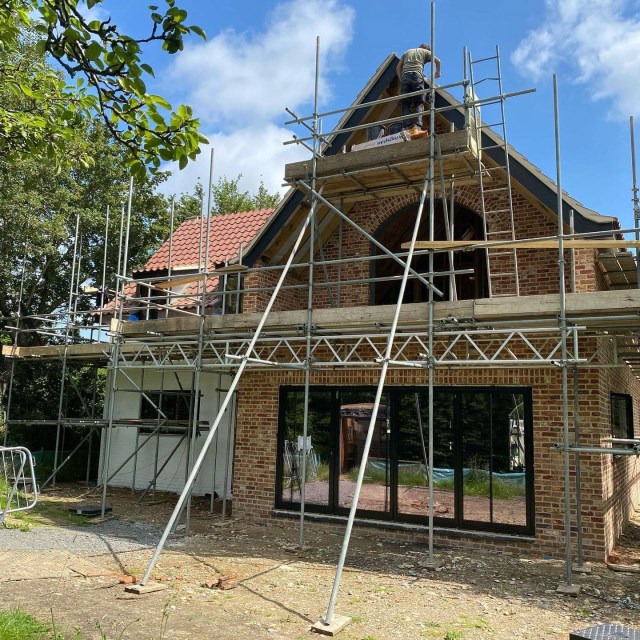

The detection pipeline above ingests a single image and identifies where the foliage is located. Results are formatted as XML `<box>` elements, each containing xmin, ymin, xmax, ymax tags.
<box><xmin>0</xmin><ymin>609</ymin><xmax>51</xmax><ymax>640</ymax></box>
<box><xmin>0</xmin><ymin>0</ymin><xmax>207</xmax><ymax>175</ymax></box>
<box><xmin>0</xmin><ymin>118</ymin><xmax>198</xmax><ymax>451</ymax></box>
<box><xmin>210</xmin><ymin>175</ymin><xmax>280</xmax><ymax>215</ymax></box>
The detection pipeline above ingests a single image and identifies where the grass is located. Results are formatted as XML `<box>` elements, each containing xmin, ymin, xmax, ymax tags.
<box><xmin>0</xmin><ymin>609</ymin><xmax>50</xmax><ymax>640</ymax></box>
<box><xmin>435</xmin><ymin>469</ymin><xmax>526</xmax><ymax>500</ymax></box>
<box><xmin>282</xmin><ymin>460</ymin><xmax>331</xmax><ymax>489</ymax></box>
<box><xmin>0</xmin><ymin>609</ymin><xmax>82</xmax><ymax>640</ymax></box>
<box><xmin>0</xmin><ymin>606</ymin><xmax>171</xmax><ymax>640</ymax></box>
<box><xmin>2</xmin><ymin>497</ymin><xmax>92</xmax><ymax>531</ymax></box>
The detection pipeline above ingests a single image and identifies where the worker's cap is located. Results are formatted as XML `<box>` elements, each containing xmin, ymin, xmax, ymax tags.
<box><xmin>419</xmin><ymin>43</ymin><xmax>431</xmax><ymax>50</ymax></box>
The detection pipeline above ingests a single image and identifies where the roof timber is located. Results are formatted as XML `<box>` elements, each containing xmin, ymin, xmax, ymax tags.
<box><xmin>5</xmin><ymin>289</ymin><xmax>640</xmax><ymax>363</ymax></box>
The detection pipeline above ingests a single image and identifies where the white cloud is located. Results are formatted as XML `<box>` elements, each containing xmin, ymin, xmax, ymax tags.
<box><xmin>77</xmin><ymin>1</ymin><xmax>109</xmax><ymax>23</ymax></box>
<box><xmin>159</xmin><ymin>124</ymin><xmax>309</xmax><ymax>199</ymax></box>
<box><xmin>166</xmin><ymin>0</ymin><xmax>355</xmax><ymax>127</ymax></box>
<box><xmin>161</xmin><ymin>0</ymin><xmax>355</xmax><ymax>200</ymax></box>
<box><xmin>512</xmin><ymin>0</ymin><xmax>640</xmax><ymax>118</ymax></box>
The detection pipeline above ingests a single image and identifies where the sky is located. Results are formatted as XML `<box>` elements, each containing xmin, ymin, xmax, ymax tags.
<box><xmin>93</xmin><ymin>0</ymin><xmax>640</xmax><ymax>230</ymax></box>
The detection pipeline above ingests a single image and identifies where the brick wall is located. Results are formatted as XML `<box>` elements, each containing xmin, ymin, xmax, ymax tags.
<box><xmin>230</xmin><ymin>149</ymin><xmax>634</xmax><ymax>560</ymax></box>
<box><xmin>233</xmin><ymin>362</ymin><xmax>638</xmax><ymax>561</ymax></box>
<box><xmin>243</xmin><ymin>184</ymin><xmax>604</xmax><ymax>314</ymax></box>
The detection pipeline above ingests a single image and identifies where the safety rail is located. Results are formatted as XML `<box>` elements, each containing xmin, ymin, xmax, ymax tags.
<box><xmin>0</xmin><ymin>446</ymin><xmax>39</xmax><ymax>525</ymax></box>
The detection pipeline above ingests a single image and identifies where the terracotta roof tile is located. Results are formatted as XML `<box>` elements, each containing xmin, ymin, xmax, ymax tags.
<box><xmin>143</xmin><ymin>208</ymin><xmax>274</xmax><ymax>272</ymax></box>
<box><xmin>100</xmin><ymin>209</ymin><xmax>273</xmax><ymax>314</ymax></box>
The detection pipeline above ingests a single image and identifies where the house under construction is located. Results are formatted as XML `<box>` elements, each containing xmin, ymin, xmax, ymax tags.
<box><xmin>3</xmin><ymin>29</ymin><xmax>640</xmax><ymax>626</ymax></box>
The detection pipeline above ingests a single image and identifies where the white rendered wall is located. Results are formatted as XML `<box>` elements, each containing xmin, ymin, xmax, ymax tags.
<box><xmin>98</xmin><ymin>367</ymin><xmax>234</xmax><ymax>498</ymax></box>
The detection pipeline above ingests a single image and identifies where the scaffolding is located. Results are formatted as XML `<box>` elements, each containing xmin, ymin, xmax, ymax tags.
<box><xmin>2</xmin><ymin>1</ymin><xmax>640</xmax><ymax>631</ymax></box>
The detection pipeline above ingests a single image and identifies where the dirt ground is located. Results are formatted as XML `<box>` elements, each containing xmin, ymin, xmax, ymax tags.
<box><xmin>1</xmin><ymin>485</ymin><xmax>640</xmax><ymax>640</ymax></box>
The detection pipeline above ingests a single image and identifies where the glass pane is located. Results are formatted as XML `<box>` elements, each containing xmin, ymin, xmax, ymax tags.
<box><xmin>460</xmin><ymin>392</ymin><xmax>492</xmax><ymax>523</ymax></box>
<box><xmin>490</xmin><ymin>393</ymin><xmax>527</xmax><ymax>527</ymax></box>
<box><xmin>338</xmin><ymin>390</ymin><xmax>391</xmax><ymax>514</ymax></box>
<box><xmin>612</xmin><ymin>394</ymin><xmax>632</xmax><ymax>441</ymax></box>
<box><xmin>397</xmin><ymin>391</ymin><xmax>455</xmax><ymax>520</ymax></box>
<box><xmin>461</xmin><ymin>392</ymin><xmax>527</xmax><ymax>527</ymax></box>
<box><xmin>280</xmin><ymin>390</ymin><xmax>333</xmax><ymax>507</ymax></box>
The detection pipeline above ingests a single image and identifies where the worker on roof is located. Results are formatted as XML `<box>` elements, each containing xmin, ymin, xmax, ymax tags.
<box><xmin>396</xmin><ymin>44</ymin><xmax>441</xmax><ymax>137</ymax></box>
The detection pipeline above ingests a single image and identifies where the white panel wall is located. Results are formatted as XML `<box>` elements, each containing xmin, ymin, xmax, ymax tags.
<box><xmin>98</xmin><ymin>367</ymin><xmax>234</xmax><ymax>498</ymax></box>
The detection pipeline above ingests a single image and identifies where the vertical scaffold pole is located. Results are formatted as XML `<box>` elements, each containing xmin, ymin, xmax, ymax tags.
<box><xmin>553</xmin><ymin>75</ymin><xmax>574</xmax><ymax>589</ymax></box>
<box><xmin>53</xmin><ymin>213</ymin><xmax>81</xmax><ymax>488</ymax></box>
<box><xmin>426</xmin><ymin>0</ymin><xmax>437</xmax><ymax>567</ymax></box>
<box><xmin>185</xmin><ymin>147</ymin><xmax>215</xmax><ymax>532</ymax></box>
<box><xmin>166</xmin><ymin>200</ymin><xmax>175</xmax><ymax>319</ymax></box>
<box><xmin>573</xmin><ymin>366</ymin><xmax>586</xmax><ymax>569</ymax></box>
<box><xmin>299</xmin><ymin>35</ymin><xmax>320</xmax><ymax>550</ymax></box>
<box><xmin>322</xmin><ymin>5</ymin><xmax>437</xmax><ymax>626</ymax></box>
<box><xmin>98</xmin><ymin>205</ymin><xmax>110</xmax><ymax>341</ymax></box>
<box><xmin>3</xmin><ymin>241</ymin><xmax>28</xmax><ymax>448</ymax></box>
<box><xmin>102</xmin><ymin>177</ymin><xmax>134</xmax><ymax>518</ymax></box>
<box><xmin>631</xmin><ymin>117</ymin><xmax>640</xmax><ymax>287</ymax></box>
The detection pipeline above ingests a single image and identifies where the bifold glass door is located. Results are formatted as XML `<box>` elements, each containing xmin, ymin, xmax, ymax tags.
<box><xmin>277</xmin><ymin>386</ymin><xmax>532</xmax><ymax>534</ymax></box>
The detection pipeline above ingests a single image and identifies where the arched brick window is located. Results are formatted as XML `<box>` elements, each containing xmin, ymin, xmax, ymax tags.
<box><xmin>371</xmin><ymin>200</ymin><xmax>488</xmax><ymax>304</ymax></box>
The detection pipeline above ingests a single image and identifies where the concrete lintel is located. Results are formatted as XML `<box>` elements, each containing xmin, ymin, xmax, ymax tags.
<box><xmin>311</xmin><ymin>615</ymin><xmax>352</xmax><ymax>636</ymax></box>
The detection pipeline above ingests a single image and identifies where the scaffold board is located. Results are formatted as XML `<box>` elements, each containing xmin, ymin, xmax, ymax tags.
<box><xmin>402</xmin><ymin>239</ymin><xmax>640</xmax><ymax>250</ymax></box>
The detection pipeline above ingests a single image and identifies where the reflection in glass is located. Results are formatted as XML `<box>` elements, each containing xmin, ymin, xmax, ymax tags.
<box><xmin>397</xmin><ymin>392</ymin><xmax>455</xmax><ymax>519</ymax></box>
<box><xmin>338</xmin><ymin>390</ymin><xmax>391</xmax><ymax>514</ymax></box>
<box><xmin>461</xmin><ymin>392</ymin><xmax>526</xmax><ymax>527</ymax></box>
<box><xmin>280</xmin><ymin>390</ymin><xmax>333</xmax><ymax>507</ymax></box>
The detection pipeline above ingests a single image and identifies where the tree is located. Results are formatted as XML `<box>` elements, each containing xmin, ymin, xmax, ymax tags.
<box><xmin>0</xmin><ymin>117</ymin><xmax>200</xmax><ymax>456</ymax></box>
<box><xmin>0</xmin><ymin>0</ymin><xmax>208</xmax><ymax>175</ymax></box>
<box><xmin>210</xmin><ymin>175</ymin><xmax>280</xmax><ymax>215</ymax></box>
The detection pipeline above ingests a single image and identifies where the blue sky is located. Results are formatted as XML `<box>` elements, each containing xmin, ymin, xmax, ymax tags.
<box><xmin>93</xmin><ymin>0</ymin><xmax>640</xmax><ymax>230</ymax></box>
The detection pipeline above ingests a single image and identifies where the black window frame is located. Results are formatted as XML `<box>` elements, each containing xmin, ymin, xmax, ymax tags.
<box><xmin>610</xmin><ymin>393</ymin><xmax>634</xmax><ymax>444</ymax></box>
<box><xmin>275</xmin><ymin>384</ymin><xmax>535</xmax><ymax>536</ymax></box>
<box><xmin>139</xmin><ymin>390</ymin><xmax>200</xmax><ymax>435</ymax></box>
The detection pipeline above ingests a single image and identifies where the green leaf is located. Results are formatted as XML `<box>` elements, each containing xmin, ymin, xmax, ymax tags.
<box><xmin>140</xmin><ymin>63</ymin><xmax>155</xmax><ymax>78</ymax></box>
<box><xmin>148</xmin><ymin>95</ymin><xmax>171</xmax><ymax>110</ymax></box>
<box><xmin>189</xmin><ymin>25</ymin><xmax>206</xmax><ymax>39</ymax></box>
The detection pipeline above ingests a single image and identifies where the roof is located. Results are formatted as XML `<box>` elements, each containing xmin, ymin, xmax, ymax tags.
<box><xmin>142</xmin><ymin>208</ymin><xmax>274</xmax><ymax>273</ymax></box>
<box><xmin>100</xmin><ymin>208</ymin><xmax>274</xmax><ymax>314</ymax></box>
<box><xmin>244</xmin><ymin>53</ymin><xmax>619</xmax><ymax>266</ymax></box>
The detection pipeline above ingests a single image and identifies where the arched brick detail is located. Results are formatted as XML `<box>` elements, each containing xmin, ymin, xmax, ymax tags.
<box><xmin>245</xmin><ymin>179</ymin><xmax>606</xmax><ymax>313</ymax></box>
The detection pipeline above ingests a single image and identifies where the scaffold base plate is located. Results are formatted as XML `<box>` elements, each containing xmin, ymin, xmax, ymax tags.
<box><xmin>311</xmin><ymin>615</ymin><xmax>351</xmax><ymax>636</ymax></box>
<box><xmin>573</xmin><ymin>563</ymin><xmax>593</xmax><ymax>574</ymax></box>
<box><xmin>124</xmin><ymin>582</ymin><xmax>168</xmax><ymax>595</ymax></box>
<box><xmin>569</xmin><ymin>624</ymin><xmax>640</xmax><ymax>639</ymax></box>
<box><xmin>556</xmin><ymin>583</ymin><xmax>581</xmax><ymax>596</ymax></box>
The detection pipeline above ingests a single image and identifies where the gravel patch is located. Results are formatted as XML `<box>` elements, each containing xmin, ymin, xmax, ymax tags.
<box><xmin>0</xmin><ymin>518</ymin><xmax>183</xmax><ymax>554</ymax></box>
